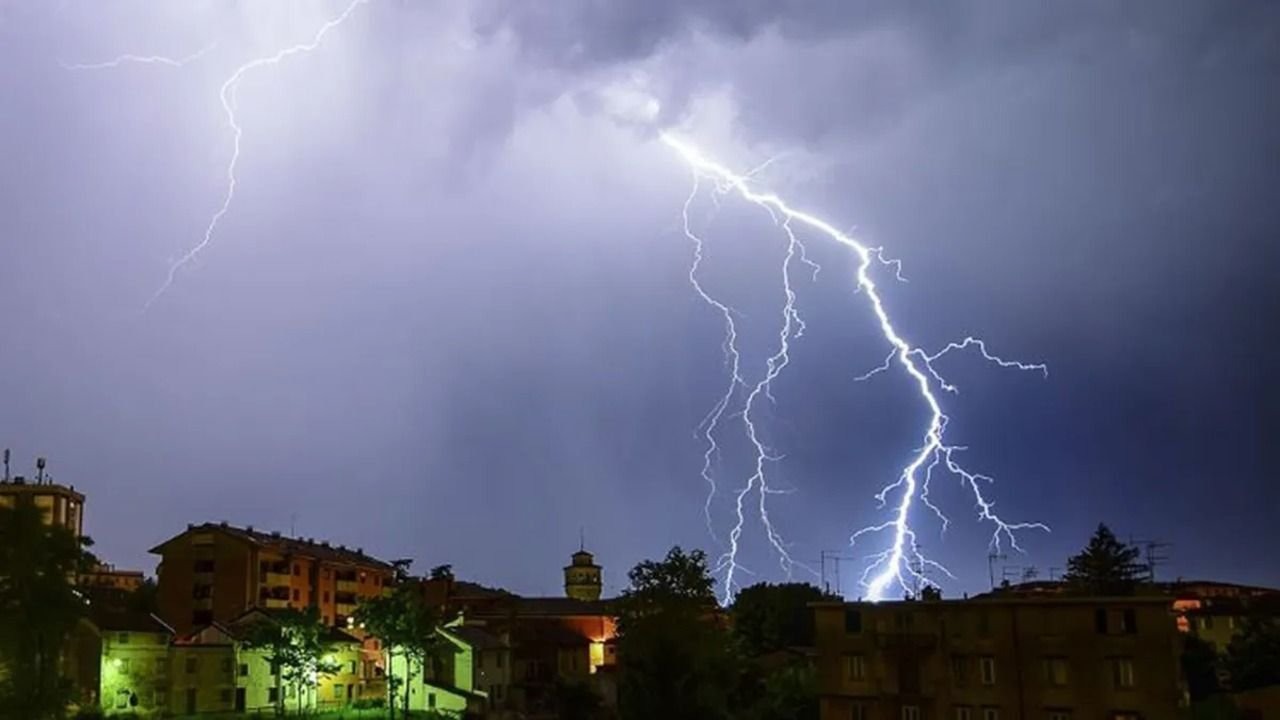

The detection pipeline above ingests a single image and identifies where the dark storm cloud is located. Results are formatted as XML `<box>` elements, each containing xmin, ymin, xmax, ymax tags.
<box><xmin>1</xmin><ymin>0</ymin><xmax>1276</xmax><ymax>597</ymax></box>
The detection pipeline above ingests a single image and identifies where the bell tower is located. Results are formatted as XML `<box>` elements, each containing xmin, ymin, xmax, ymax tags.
<box><xmin>564</xmin><ymin>539</ymin><xmax>603</xmax><ymax>601</ymax></box>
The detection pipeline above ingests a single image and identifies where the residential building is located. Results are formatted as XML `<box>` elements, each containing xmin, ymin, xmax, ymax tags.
<box><xmin>150</xmin><ymin>522</ymin><xmax>394</xmax><ymax>634</ymax></box>
<box><xmin>1167</xmin><ymin>580</ymin><xmax>1280</xmax><ymax>652</ymax></box>
<box><xmin>81</xmin><ymin>562</ymin><xmax>147</xmax><ymax>592</ymax></box>
<box><xmin>170</xmin><ymin>608</ymin><xmax>368</xmax><ymax>714</ymax></box>
<box><xmin>813</xmin><ymin>596</ymin><xmax>1183</xmax><ymax>720</ymax></box>
<box><xmin>0</xmin><ymin>473</ymin><xmax>84</xmax><ymax>536</ymax></box>
<box><xmin>68</xmin><ymin>609</ymin><xmax>176</xmax><ymax>716</ymax></box>
<box><xmin>389</xmin><ymin>621</ymin><xmax>505</xmax><ymax>716</ymax></box>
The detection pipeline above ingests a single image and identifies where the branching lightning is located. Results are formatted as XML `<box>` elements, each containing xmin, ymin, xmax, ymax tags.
<box><xmin>63</xmin><ymin>0</ymin><xmax>369</xmax><ymax>308</ymax></box>
<box><xmin>663</xmin><ymin>134</ymin><xmax>1048</xmax><ymax>602</ymax></box>
<box><xmin>60</xmin><ymin>43</ymin><xmax>217</xmax><ymax>71</ymax></box>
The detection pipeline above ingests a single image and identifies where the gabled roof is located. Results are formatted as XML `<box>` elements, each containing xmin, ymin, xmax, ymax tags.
<box><xmin>442</xmin><ymin>625</ymin><xmax>505</xmax><ymax>651</ymax></box>
<box><xmin>90</xmin><ymin>609</ymin><xmax>174</xmax><ymax>635</ymax></box>
<box><xmin>150</xmin><ymin>522</ymin><xmax>394</xmax><ymax>570</ymax></box>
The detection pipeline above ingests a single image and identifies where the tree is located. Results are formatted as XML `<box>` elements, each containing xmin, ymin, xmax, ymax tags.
<box><xmin>355</xmin><ymin>582</ymin><xmax>447</xmax><ymax>720</ymax></box>
<box><xmin>1063</xmin><ymin>524</ymin><xmax>1144</xmax><ymax>595</ymax></box>
<box><xmin>1224</xmin><ymin>616</ymin><xmax>1280</xmax><ymax>692</ymax></box>
<box><xmin>731</xmin><ymin>583</ymin><xmax>832</xmax><ymax>657</ymax></box>
<box><xmin>616</xmin><ymin>547</ymin><xmax>739</xmax><ymax>720</ymax></box>
<box><xmin>1181</xmin><ymin>635</ymin><xmax>1222</xmax><ymax>702</ymax></box>
<box><xmin>0</xmin><ymin>495</ymin><xmax>86</xmax><ymax>719</ymax></box>
<box><xmin>241</xmin><ymin>607</ymin><xmax>339</xmax><ymax>717</ymax></box>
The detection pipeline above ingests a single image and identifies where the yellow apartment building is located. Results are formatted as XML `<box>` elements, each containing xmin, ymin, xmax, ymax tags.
<box><xmin>813</xmin><ymin>596</ymin><xmax>1183</xmax><ymax>720</ymax></box>
<box><xmin>0</xmin><ymin>474</ymin><xmax>85</xmax><ymax>536</ymax></box>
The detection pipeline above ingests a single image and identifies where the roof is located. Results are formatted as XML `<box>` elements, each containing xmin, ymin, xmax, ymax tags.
<box><xmin>150</xmin><ymin>522</ymin><xmax>394</xmax><ymax>570</ymax></box>
<box><xmin>0</xmin><ymin>479</ymin><xmax>84</xmax><ymax>501</ymax></box>
<box><xmin>510</xmin><ymin>621</ymin><xmax>590</xmax><ymax>647</ymax></box>
<box><xmin>90</xmin><ymin>609</ymin><xmax>174</xmax><ymax>635</ymax></box>
<box><xmin>442</xmin><ymin>625</ymin><xmax>505</xmax><ymax>651</ymax></box>
<box><xmin>476</xmin><ymin>596</ymin><xmax>616</xmax><ymax>618</ymax></box>
<box><xmin>811</xmin><ymin>595</ymin><xmax>1176</xmax><ymax>609</ymax></box>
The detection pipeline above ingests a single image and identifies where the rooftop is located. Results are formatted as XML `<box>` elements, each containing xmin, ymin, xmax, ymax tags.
<box><xmin>150</xmin><ymin>521</ymin><xmax>394</xmax><ymax>570</ymax></box>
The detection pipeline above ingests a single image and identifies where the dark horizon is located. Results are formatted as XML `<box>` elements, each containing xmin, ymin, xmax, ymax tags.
<box><xmin>1</xmin><ymin>1</ymin><xmax>1277</xmax><ymax>600</ymax></box>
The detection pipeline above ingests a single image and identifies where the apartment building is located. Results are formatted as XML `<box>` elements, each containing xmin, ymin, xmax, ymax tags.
<box><xmin>813</xmin><ymin>596</ymin><xmax>1183</xmax><ymax>720</ymax></box>
<box><xmin>151</xmin><ymin>522</ymin><xmax>394</xmax><ymax>635</ymax></box>
<box><xmin>0</xmin><ymin>473</ymin><xmax>84</xmax><ymax>536</ymax></box>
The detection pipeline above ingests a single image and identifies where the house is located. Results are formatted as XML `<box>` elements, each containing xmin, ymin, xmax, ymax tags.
<box><xmin>169</xmin><ymin>608</ymin><xmax>368</xmax><ymax>715</ymax></box>
<box><xmin>69</xmin><ymin>609</ymin><xmax>175</xmax><ymax>716</ymax></box>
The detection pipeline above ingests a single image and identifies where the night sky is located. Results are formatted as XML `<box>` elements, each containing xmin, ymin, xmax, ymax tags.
<box><xmin>1</xmin><ymin>1</ymin><xmax>1277</xmax><ymax>599</ymax></box>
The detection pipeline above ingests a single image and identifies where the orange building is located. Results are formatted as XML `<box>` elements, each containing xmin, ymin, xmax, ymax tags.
<box><xmin>150</xmin><ymin>522</ymin><xmax>394</xmax><ymax>635</ymax></box>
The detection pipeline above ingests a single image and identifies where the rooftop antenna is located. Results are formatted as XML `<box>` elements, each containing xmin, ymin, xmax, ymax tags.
<box><xmin>35</xmin><ymin>456</ymin><xmax>46</xmax><ymax>484</ymax></box>
<box><xmin>290</xmin><ymin>513</ymin><xmax>298</xmax><ymax>537</ymax></box>
<box><xmin>3</xmin><ymin>449</ymin><xmax>9</xmax><ymax>482</ymax></box>
<box><xmin>987</xmin><ymin>551</ymin><xmax>1007</xmax><ymax>590</ymax></box>
<box><xmin>579</xmin><ymin>527</ymin><xmax>585</xmax><ymax>552</ymax></box>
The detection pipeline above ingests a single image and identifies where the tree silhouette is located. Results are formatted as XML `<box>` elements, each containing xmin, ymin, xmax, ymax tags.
<box><xmin>1063</xmin><ymin>524</ymin><xmax>1143</xmax><ymax>595</ymax></box>
<box><xmin>0</xmin><ymin>495</ymin><xmax>86</xmax><ymax>719</ymax></box>
<box><xmin>616</xmin><ymin>547</ymin><xmax>738</xmax><ymax>720</ymax></box>
<box><xmin>1224</xmin><ymin>616</ymin><xmax>1280</xmax><ymax>691</ymax></box>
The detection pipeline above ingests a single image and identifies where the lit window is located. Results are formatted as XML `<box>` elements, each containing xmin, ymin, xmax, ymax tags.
<box><xmin>1042</xmin><ymin>657</ymin><xmax>1068</xmax><ymax>686</ymax></box>
<box><xmin>1111</xmin><ymin>658</ymin><xmax>1135</xmax><ymax>689</ymax></box>
<box><xmin>980</xmin><ymin>656</ymin><xmax>997</xmax><ymax>685</ymax></box>
<box><xmin>902</xmin><ymin>706</ymin><xmax>921</xmax><ymax>720</ymax></box>
<box><xmin>844</xmin><ymin>654</ymin><xmax>867</xmax><ymax>681</ymax></box>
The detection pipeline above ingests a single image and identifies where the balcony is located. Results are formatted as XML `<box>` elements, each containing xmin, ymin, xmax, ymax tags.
<box><xmin>336</xmin><ymin>580</ymin><xmax>359</xmax><ymax>593</ymax></box>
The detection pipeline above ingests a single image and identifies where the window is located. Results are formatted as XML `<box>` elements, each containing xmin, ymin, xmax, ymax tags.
<box><xmin>895</xmin><ymin>611</ymin><xmax>915</xmax><ymax>630</ymax></box>
<box><xmin>1120</xmin><ymin>609</ymin><xmax>1137</xmax><ymax>634</ymax></box>
<box><xmin>954</xmin><ymin>708</ymin><xmax>973</xmax><ymax>720</ymax></box>
<box><xmin>1199</xmin><ymin>616</ymin><xmax>1214</xmax><ymax>631</ymax></box>
<box><xmin>324</xmin><ymin>591</ymin><xmax>330</xmax><ymax>602</ymax></box>
<box><xmin>1042</xmin><ymin>657</ymin><xmax>1068</xmax><ymax>686</ymax></box>
<box><xmin>238</xmin><ymin>663</ymin><xmax>249</xmax><ymax>677</ymax></box>
<box><xmin>844</xmin><ymin>654</ymin><xmax>867</xmax><ymax>681</ymax></box>
<box><xmin>350</xmin><ymin>660</ymin><xmax>358</xmax><ymax>674</ymax></box>
<box><xmin>185</xmin><ymin>657</ymin><xmax>198</xmax><ymax>674</ymax></box>
<box><xmin>951</xmin><ymin>655</ymin><xmax>968</xmax><ymax>686</ymax></box>
<box><xmin>292</xmin><ymin>588</ymin><xmax>301</xmax><ymax>601</ymax></box>
<box><xmin>293</xmin><ymin>564</ymin><xmax>301</xmax><ymax>576</ymax></box>
<box><xmin>980</xmin><ymin>656</ymin><xmax>997</xmax><ymax>685</ymax></box>
<box><xmin>115</xmin><ymin>690</ymin><xmax>129</xmax><ymax>709</ymax></box>
<box><xmin>268</xmin><ymin>688</ymin><xmax>279</xmax><ymax>703</ymax></box>
<box><xmin>117</xmin><ymin>658</ymin><xmax>131</xmax><ymax>673</ymax></box>
<box><xmin>902</xmin><ymin>706</ymin><xmax>921</xmax><ymax>720</ymax></box>
<box><xmin>1110</xmin><ymin>714</ymin><xmax>1140</xmax><ymax>720</ymax></box>
<box><xmin>844</xmin><ymin>609</ymin><xmax>863</xmax><ymax>634</ymax></box>
<box><xmin>1095</xmin><ymin>608</ymin><xmax>1108</xmax><ymax>634</ymax></box>
<box><xmin>850</xmin><ymin>705</ymin><xmax>868</xmax><ymax>720</ymax></box>
<box><xmin>1111</xmin><ymin>658</ymin><xmax>1135</xmax><ymax>689</ymax></box>
<box><xmin>428</xmin><ymin>692</ymin><xmax>437</xmax><ymax>709</ymax></box>
<box><xmin>977</xmin><ymin>610</ymin><xmax>991</xmax><ymax>637</ymax></box>
<box><xmin>116</xmin><ymin>632</ymin><xmax>129</xmax><ymax>644</ymax></box>
<box><xmin>193</xmin><ymin>559</ymin><xmax>215</xmax><ymax>572</ymax></box>
<box><xmin>333</xmin><ymin>684</ymin><xmax>345</xmax><ymax>700</ymax></box>
<box><xmin>982</xmin><ymin>709</ymin><xmax>1000</xmax><ymax>720</ymax></box>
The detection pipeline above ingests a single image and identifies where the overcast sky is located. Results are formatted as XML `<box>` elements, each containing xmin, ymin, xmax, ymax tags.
<box><xmin>1</xmin><ymin>0</ymin><xmax>1276</xmax><ymax>598</ymax></box>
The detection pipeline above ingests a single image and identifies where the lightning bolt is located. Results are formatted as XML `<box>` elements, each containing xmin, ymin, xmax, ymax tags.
<box><xmin>62</xmin><ymin>1</ymin><xmax>369</xmax><ymax>309</ymax></box>
<box><xmin>59</xmin><ymin>43</ymin><xmax>217</xmax><ymax>71</ymax></box>
<box><xmin>663</xmin><ymin>133</ymin><xmax>1048</xmax><ymax>602</ymax></box>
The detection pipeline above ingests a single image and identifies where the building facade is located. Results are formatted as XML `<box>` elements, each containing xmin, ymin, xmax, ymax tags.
<box><xmin>151</xmin><ymin>522</ymin><xmax>394</xmax><ymax>634</ymax></box>
<box><xmin>0</xmin><ymin>474</ymin><xmax>84</xmax><ymax>536</ymax></box>
<box><xmin>813</xmin><ymin>597</ymin><xmax>1183</xmax><ymax>720</ymax></box>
